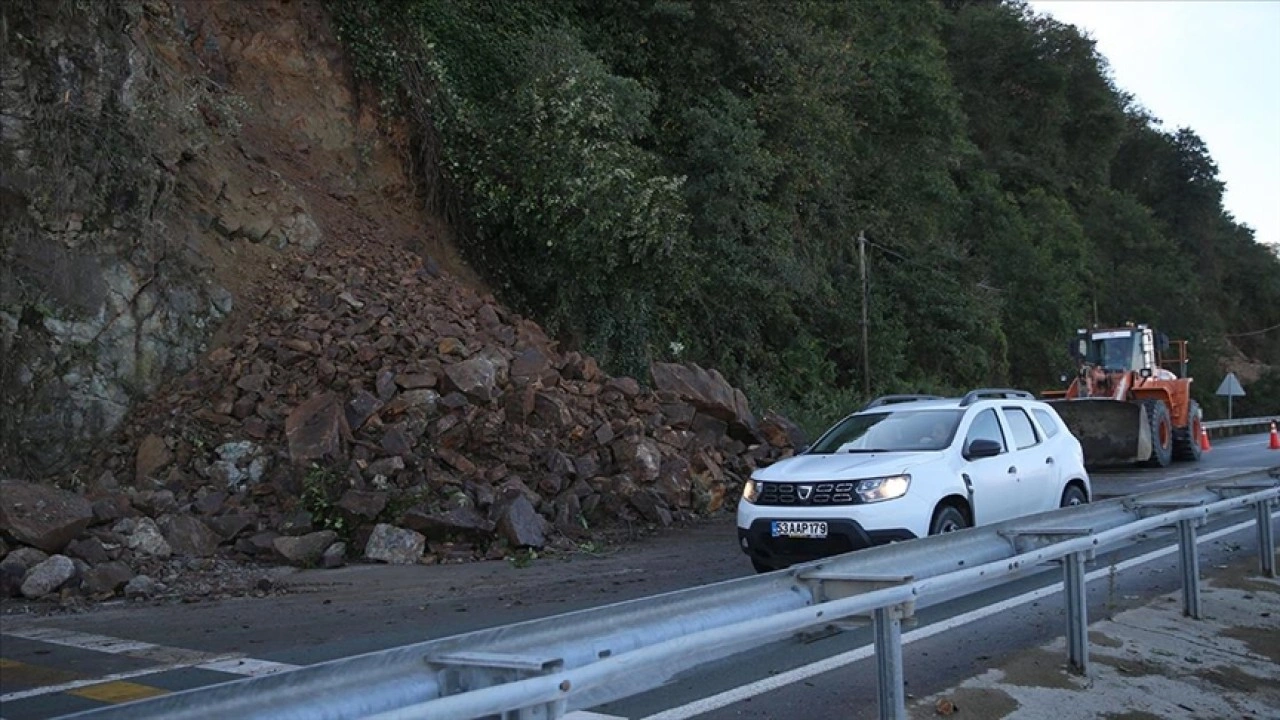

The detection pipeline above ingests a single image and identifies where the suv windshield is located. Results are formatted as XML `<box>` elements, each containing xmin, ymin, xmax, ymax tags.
<box><xmin>809</xmin><ymin>409</ymin><xmax>963</xmax><ymax>453</ymax></box>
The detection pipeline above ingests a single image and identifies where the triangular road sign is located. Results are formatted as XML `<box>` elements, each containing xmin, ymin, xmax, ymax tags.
<box><xmin>1215</xmin><ymin>372</ymin><xmax>1245</xmax><ymax>397</ymax></box>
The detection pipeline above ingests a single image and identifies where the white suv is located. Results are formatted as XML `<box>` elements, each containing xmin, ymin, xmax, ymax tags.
<box><xmin>738</xmin><ymin>389</ymin><xmax>1090</xmax><ymax>572</ymax></box>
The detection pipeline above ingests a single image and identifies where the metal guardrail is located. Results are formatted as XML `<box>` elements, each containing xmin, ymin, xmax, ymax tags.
<box><xmin>1203</xmin><ymin>415</ymin><xmax>1275</xmax><ymax>430</ymax></box>
<box><xmin>67</xmin><ymin>471</ymin><xmax>1280</xmax><ymax>720</ymax></box>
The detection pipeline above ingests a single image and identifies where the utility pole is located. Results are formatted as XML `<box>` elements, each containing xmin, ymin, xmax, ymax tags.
<box><xmin>858</xmin><ymin>231</ymin><xmax>870</xmax><ymax>396</ymax></box>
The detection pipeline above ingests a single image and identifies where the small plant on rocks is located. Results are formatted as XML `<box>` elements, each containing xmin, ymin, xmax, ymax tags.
<box><xmin>301</xmin><ymin>464</ymin><xmax>350</xmax><ymax>540</ymax></box>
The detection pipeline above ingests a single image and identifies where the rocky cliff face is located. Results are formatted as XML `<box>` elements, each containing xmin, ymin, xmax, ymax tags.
<box><xmin>0</xmin><ymin>0</ymin><xmax>453</xmax><ymax>477</ymax></box>
<box><xmin>3</xmin><ymin>1</ymin><xmax>220</xmax><ymax>474</ymax></box>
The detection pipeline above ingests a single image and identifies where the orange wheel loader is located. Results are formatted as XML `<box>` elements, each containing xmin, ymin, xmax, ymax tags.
<box><xmin>1041</xmin><ymin>324</ymin><xmax>1203</xmax><ymax>468</ymax></box>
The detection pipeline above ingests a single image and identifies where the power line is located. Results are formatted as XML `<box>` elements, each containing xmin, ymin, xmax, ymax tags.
<box><xmin>864</xmin><ymin>238</ymin><xmax>1002</xmax><ymax>292</ymax></box>
<box><xmin>1224</xmin><ymin>322</ymin><xmax>1280</xmax><ymax>338</ymax></box>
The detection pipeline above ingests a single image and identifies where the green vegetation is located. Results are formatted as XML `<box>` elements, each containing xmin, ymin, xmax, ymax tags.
<box><xmin>329</xmin><ymin>0</ymin><xmax>1280</xmax><ymax>430</ymax></box>
<box><xmin>301</xmin><ymin>464</ymin><xmax>351</xmax><ymax>540</ymax></box>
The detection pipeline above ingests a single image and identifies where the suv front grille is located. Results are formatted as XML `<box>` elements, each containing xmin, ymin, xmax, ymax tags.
<box><xmin>757</xmin><ymin>481</ymin><xmax>861</xmax><ymax>506</ymax></box>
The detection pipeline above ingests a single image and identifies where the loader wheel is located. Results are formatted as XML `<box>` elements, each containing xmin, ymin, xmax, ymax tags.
<box><xmin>1142</xmin><ymin>399</ymin><xmax>1174</xmax><ymax>468</ymax></box>
<box><xmin>1172</xmin><ymin>400</ymin><xmax>1203</xmax><ymax>462</ymax></box>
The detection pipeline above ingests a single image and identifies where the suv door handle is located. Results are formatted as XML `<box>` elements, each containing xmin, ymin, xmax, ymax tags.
<box><xmin>1046</xmin><ymin>457</ymin><xmax>1055</xmax><ymax>465</ymax></box>
<box><xmin>1007</xmin><ymin>466</ymin><xmax>1017</xmax><ymax>474</ymax></box>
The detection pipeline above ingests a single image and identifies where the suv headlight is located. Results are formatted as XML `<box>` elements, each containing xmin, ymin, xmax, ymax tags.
<box><xmin>855</xmin><ymin>475</ymin><xmax>910</xmax><ymax>503</ymax></box>
<box><xmin>742</xmin><ymin>479</ymin><xmax>762</xmax><ymax>503</ymax></box>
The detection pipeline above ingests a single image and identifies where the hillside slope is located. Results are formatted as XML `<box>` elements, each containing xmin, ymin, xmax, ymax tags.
<box><xmin>0</xmin><ymin>0</ymin><xmax>797</xmax><ymax>603</ymax></box>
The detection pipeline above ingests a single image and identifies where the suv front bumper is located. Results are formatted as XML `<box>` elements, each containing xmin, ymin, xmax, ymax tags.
<box><xmin>738</xmin><ymin>518</ymin><xmax>916</xmax><ymax>569</ymax></box>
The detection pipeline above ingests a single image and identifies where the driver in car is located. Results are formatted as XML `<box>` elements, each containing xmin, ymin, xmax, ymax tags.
<box><xmin>919</xmin><ymin>416</ymin><xmax>951</xmax><ymax>447</ymax></box>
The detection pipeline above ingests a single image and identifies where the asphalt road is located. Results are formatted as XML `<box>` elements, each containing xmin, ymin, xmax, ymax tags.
<box><xmin>1</xmin><ymin>433</ymin><xmax>1276</xmax><ymax>719</ymax></box>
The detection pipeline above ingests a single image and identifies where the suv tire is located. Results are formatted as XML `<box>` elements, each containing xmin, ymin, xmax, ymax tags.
<box><xmin>1060</xmin><ymin>484</ymin><xmax>1088</xmax><ymax>507</ymax></box>
<box><xmin>929</xmin><ymin>504</ymin><xmax>968</xmax><ymax>535</ymax></box>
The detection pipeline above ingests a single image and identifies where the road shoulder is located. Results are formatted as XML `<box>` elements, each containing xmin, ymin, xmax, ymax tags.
<box><xmin>909</xmin><ymin>558</ymin><xmax>1280</xmax><ymax>720</ymax></box>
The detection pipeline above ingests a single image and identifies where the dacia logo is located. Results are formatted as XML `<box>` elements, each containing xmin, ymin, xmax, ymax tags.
<box><xmin>797</xmin><ymin>485</ymin><xmax>813</xmax><ymax>500</ymax></box>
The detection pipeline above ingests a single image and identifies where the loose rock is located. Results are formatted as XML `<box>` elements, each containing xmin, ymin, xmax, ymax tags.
<box><xmin>124</xmin><ymin>574</ymin><xmax>159</xmax><ymax>599</ymax></box>
<box><xmin>83</xmin><ymin>561</ymin><xmax>135</xmax><ymax>595</ymax></box>
<box><xmin>121</xmin><ymin>517</ymin><xmax>173</xmax><ymax>559</ymax></box>
<box><xmin>0</xmin><ymin>480</ymin><xmax>94</xmax><ymax>553</ymax></box>
<box><xmin>321</xmin><ymin>542</ymin><xmax>346</xmax><ymax>569</ymax></box>
<box><xmin>496</xmin><ymin>495</ymin><xmax>547</xmax><ymax>549</ymax></box>
<box><xmin>160</xmin><ymin>515</ymin><xmax>222</xmax><ymax>557</ymax></box>
<box><xmin>21</xmin><ymin>555</ymin><xmax>77</xmax><ymax>598</ymax></box>
<box><xmin>364</xmin><ymin>524</ymin><xmax>425</xmax><ymax>565</ymax></box>
<box><xmin>273</xmin><ymin>530</ymin><xmax>337</xmax><ymax>567</ymax></box>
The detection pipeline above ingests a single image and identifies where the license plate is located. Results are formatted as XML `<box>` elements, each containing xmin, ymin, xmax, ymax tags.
<box><xmin>771</xmin><ymin>521</ymin><xmax>828</xmax><ymax>539</ymax></box>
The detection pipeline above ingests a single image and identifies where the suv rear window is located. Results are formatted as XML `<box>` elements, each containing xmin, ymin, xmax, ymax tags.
<box><xmin>1002</xmin><ymin>407</ymin><xmax>1040</xmax><ymax>450</ymax></box>
<box><xmin>1032</xmin><ymin>409</ymin><xmax>1061</xmax><ymax>438</ymax></box>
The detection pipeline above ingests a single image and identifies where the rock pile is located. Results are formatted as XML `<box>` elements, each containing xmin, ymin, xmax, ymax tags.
<box><xmin>1</xmin><ymin>234</ymin><xmax>803</xmax><ymax>602</ymax></box>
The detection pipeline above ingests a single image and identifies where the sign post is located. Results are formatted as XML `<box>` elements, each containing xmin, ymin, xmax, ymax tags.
<box><xmin>1215</xmin><ymin>372</ymin><xmax>1246</xmax><ymax>419</ymax></box>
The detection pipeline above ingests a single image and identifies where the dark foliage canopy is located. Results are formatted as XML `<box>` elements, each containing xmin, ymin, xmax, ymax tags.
<box><xmin>330</xmin><ymin>0</ymin><xmax>1280</xmax><ymax>429</ymax></box>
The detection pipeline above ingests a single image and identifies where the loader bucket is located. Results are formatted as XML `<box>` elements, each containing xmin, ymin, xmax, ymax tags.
<box><xmin>1048</xmin><ymin>399</ymin><xmax>1152</xmax><ymax>467</ymax></box>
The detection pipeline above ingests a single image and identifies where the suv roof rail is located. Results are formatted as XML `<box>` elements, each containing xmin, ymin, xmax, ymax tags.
<box><xmin>959</xmin><ymin>388</ymin><xmax>1035</xmax><ymax>407</ymax></box>
<box><xmin>862</xmin><ymin>394</ymin><xmax>944</xmax><ymax>411</ymax></box>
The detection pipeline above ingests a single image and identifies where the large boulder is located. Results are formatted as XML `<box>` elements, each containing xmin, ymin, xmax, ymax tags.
<box><xmin>119</xmin><ymin>517</ymin><xmax>172</xmax><ymax>559</ymax></box>
<box><xmin>509</xmin><ymin>347</ymin><xmax>558</xmax><ymax>386</ymax></box>
<box><xmin>134</xmin><ymin>434</ymin><xmax>173</xmax><ymax>485</ymax></box>
<box><xmin>83</xmin><ymin>561</ymin><xmax>135</xmax><ymax>595</ymax></box>
<box><xmin>612</xmin><ymin>437</ymin><xmax>662</xmax><ymax>483</ymax></box>
<box><xmin>495</xmin><ymin>495</ymin><xmax>546</xmax><ymax>549</ymax></box>
<box><xmin>285</xmin><ymin>393</ymin><xmax>349</xmax><ymax>464</ymax></box>
<box><xmin>442</xmin><ymin>355</ymin><xmax>500</xmax><ymax>402</ymax></box>
<box><xmin>364</xmin><ymin>524</ymin><xmax>425</xmax><ymax>564</ymax></box>
<box><xmin>2</xmin><ymin>548</ymin><xmax>49</xmax><ymax>598</ymax></box>
<box><xmin>0</xmin><ymin>480</ymin><xmax>94</xmax><ymax>553</ymax></box>
<box><xmin>337</xmin><ymin>490</ymin><xmax>388</xmax><ymax>519</ymax></box>
<box><xmin>159</xmin><ymin>515</ymin><xmax>222</xmax><ymax>557</ymax></box>
<box><xmin>401</xmin><ymin>506</ymin><xmax>494</xmax><ymax>539</ymax></box>
<box><xmin>650</xmin><ymin>363</ymin><xmax>758</xmax><ymax>442</ymax></box>
<box><xmin>21</xmin><ymin>554</ymin><xmax>77</xmax><ymax>598</ymax></box>
<box><xmin>757</xmin><ymin>410</ymin><xmax>806</xmax><ymax>449</ymax></box>
<box><xmin>273</xmin><ymin>531</ymin><xmax>337</xmax><ymax>567</ymax></box>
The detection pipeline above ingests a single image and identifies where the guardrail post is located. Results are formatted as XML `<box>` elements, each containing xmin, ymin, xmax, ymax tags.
<box><xmin>539</xmin><ymin>698</ymin><xmax>568</xmax><ymax>719</ymax></box>
<box><xmin>1062</xmin><ymin>552</ymin><xmax>1088</xmax><ymax>675</ymax></box>
<box><xmin>1177</xmin><ymin>518</ymin><xmax>1201</xmax><ymax>618</ymax></box>
<box><xmin>873</xmin><ymin>606</ymin><xmax>906</xmax><ymax>720</ymax></box>
<box><xmin>1258</xmin><ymin>500</ymin><xmax>1276</xmax><ymax>578</ymax></box>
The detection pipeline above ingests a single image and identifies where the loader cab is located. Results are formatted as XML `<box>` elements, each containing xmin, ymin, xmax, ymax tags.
<box><xmin>1072</xmin><ymin>326</ymin><xmax>1158</xmax><ymax>375</ymax></box>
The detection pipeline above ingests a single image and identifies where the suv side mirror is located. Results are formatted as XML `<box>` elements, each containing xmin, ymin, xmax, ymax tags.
<box><xmin>964</xmin><ymin>438</ymin><xmax>1002</xmax><ymax>459</ymax></box>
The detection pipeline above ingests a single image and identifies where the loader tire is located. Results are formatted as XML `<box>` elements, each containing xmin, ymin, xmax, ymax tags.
<box><xmin>1172</xmin><ymin>400</ymin><xmax>1203</xmax><ymax>462</ymax></box>
<box><xmin>1142</xmin><ymin>399</ymin><xmax>1174</xmax><ymax>468</ymax></box>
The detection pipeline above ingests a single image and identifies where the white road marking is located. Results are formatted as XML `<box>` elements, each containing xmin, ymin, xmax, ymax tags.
<box><xmin>0</xmin><ymin>659</ymin><xmax>241</xmax><ymax>702</ymax></box>
<box><xmin>196</xmin><ymin>657</ymin><xmax>298</xmax><ymax>676</ymax></box>
<box><xmin>0</xmin><ymin>627</ymin><xmax>301</xmax><ymax>702</ymax></box>
<box><xmin>4</xmin><ymin>628</ymin><xmax>162</xmax><ymax>656</ymax></box>
<box><xmin>641</xmin><ymin>515</ymin><xmax>1275</xmax><ymax>720</ymax></box>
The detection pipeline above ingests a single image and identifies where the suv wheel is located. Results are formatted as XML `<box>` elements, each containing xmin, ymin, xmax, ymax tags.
<box><xmin>1060</xmin><ymin>484</ymin><xmax>1087</xmax><ymax>507</ymax></box>
<box><xmin>929</xmin><ymin>505</ymin><xmax>969</xmax><ymax>535</ymax></box>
